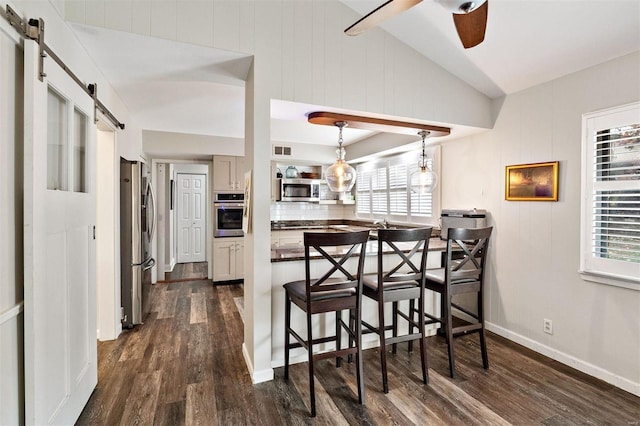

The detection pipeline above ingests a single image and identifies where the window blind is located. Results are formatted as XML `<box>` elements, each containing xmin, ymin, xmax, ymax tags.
<box><xmin>355</xmin><ymin>149</ymin><xmax>438</xmax><ymax>223</ymax></box>
<box><xmin>592</xmin><ymin>125</ymin><xmax>640</xmax><ymax>264</ymax></box>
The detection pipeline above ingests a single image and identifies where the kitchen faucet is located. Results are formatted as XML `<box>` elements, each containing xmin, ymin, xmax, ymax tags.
<box><xmin>373</xmin><ymin>218</ymin><xmax>388</xmax><ymax>229</ymax></box>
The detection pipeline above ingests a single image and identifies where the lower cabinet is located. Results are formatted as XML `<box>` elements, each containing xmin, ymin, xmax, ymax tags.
<box><xmin>213</xmin><ymin>237</ymin><xmax>244</xmax><ymax>282</ymax></box>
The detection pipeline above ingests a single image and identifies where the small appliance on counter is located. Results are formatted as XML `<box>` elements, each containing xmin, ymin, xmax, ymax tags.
<box><xmin>440</xmin><ymin>208</ymin><xmax>487</xmax><ymax>240</ymax></box>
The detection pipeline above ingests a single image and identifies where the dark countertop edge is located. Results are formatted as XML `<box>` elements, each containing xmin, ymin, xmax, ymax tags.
<box><xmin>271</xmin><ymin>219</ymin><xmax>441</xmax><ymax>233</ymax></box>
<box><xmin>271</xmin><ymin>237</ymin><xmax>447</xmax><ymax>263</ymax></box>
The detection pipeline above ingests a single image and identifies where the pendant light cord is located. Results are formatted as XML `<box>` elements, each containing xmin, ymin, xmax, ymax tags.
<box><xmin>418</xmin><ymin>130</ymin><xmax>430</xmax><ymax>169</ymax></box>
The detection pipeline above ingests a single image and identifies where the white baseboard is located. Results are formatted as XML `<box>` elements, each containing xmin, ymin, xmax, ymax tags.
<box><xmin>242</xmin><ymin>343</ymin><xmax>274</xmax><ymax>384</ymax></box>
<box><xmin>486</xmin><ymin>322</ymin><xmax>640</xmax><ymax>397</ymax></box>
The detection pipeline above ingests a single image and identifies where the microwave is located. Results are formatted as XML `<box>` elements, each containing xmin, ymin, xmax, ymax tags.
<box><xmin>278</xmin><ymin>178</ymin><xmax>321</xmax><ymax>202</ymax></box>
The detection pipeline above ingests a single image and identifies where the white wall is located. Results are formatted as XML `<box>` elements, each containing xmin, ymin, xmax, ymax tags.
<box><xmin>440</xmin><ymin>51</ymin><xmax>640</xmax><ymax>396</ymax></box>
<box><xmin>144</xmin><ymin>130</ymin><xmax>244</xmax><ymax>159</ymax></box>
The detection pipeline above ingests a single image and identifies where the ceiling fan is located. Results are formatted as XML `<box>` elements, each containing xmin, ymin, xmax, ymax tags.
<box><xmin>344</xmin><ymin>0</ymin><xmax>489</xmax><ymax>49</ymax></box>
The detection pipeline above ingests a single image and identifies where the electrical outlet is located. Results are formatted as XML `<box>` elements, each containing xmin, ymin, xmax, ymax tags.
<box><xmin>543</xmin><ymin>318</ymin><xmax>553</xmax><ymax>335</ymax></box>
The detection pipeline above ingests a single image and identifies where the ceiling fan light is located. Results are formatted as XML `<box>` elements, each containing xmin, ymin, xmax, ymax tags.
<box><xmin>441</xmin><ymin>0</ymin><xmax>486</xmax><ymax>14</ymax></box>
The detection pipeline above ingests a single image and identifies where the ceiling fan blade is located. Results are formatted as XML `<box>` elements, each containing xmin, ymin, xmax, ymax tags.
<box><xmin>345</xmin><ymin>0</ymin><xmax>422</xmax><ymax>36</ymax></box>
<box><xmin>452</xmin><ymin>0</ymin><xmax>488</xmax><ymax>48</ymax></box>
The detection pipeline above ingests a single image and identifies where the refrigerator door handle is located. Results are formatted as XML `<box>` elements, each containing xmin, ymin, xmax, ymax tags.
<box><xmin>147</xmin><ymin>182</ymin><xmax>157</xmax><ymax>244</ymax></box>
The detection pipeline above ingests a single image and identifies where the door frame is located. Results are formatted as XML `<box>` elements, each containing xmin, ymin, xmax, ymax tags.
<box><xmin>95</xmin><ymin>117</ymin><xmax>120</xmax><ymax>341</ymax></box>
<box><xmin>151</xmin><ymin>159</ymin><xmax>213</xmax><ymax>281</ymax></box>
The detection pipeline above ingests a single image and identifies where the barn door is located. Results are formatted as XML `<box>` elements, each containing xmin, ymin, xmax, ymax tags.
<box><xmin>23</xmin><ymin>39</ymin><xmax>97</xmax><ymax>424</ymax></box>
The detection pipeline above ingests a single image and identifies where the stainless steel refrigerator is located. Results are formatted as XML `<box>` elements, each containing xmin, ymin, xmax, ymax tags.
<box><xmin>120</xmin><ymin>159</ymin><xmax>156</xmax><ymax>328</ymax></box>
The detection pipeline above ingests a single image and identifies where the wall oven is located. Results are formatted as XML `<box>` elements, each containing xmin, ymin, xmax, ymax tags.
<box><xmin>214</xmin><ymin>192</ymin><xmax>244</xmax><ymax>237</ymax></box>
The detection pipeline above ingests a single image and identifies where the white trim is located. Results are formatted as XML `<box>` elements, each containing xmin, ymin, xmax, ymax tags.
<box><xmin>0</xmin><ymin>302</ymin><xmax>23</xmax><ymax>325</ymax></box>
<box><xmin>579</xmin><ymin>270</ymin><xmax>640</xmax><ymax>291</ymax></box>
<box><xmin>486</xmin><ymin>322</ymin><xmax>640</xmax><ymax>397</ymax></box>
<box><xmin>242</xmin><ymin>343</ymin><xmax>274</xmax><ymax>384</ymax></box>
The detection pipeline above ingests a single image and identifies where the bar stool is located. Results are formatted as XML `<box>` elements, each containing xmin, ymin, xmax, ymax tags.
<box><xmin>361</xmin><ymin>227</ymin><xmax>432</xmax><ymax>393</ymax></box>
<box><xmin>282</xmin><ymin>230</ymin><xmax>369</xmax><ymax>417</ymax></box>
<box><xmin>424</xmin><ymin>226</ymin><xmax>493</xmax><ymax>378</ymax></box>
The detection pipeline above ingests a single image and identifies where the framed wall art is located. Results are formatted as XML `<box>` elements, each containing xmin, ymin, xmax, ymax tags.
<box><xmin>505</xmin><ymin>161</ymin><xmax>559</xmax><ymax>201</ymax></box>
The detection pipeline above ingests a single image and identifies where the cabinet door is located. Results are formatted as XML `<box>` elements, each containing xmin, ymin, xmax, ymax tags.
<box><xmin>213</xmin><ymin>156</ymin><xmax>235</xmax><ymax>191</ymax></box>
<box><xmin>234</xmin><ymin>157</ymin><xmax>245</xmax><ymax>190</ymax></box>
<box><xmin>278</xmin><ymin>230</ymin><xmax>304</xmax><ymax>247</ymax></box>
<box><xmin>235</xmin><ymin>242</ymin><xmax>244</xmax><ymax>279</ymax></box>
<box><xmin>213</xmin><ymin>240</ymin><xmax>235</xmax><ymax>281</ymax></box>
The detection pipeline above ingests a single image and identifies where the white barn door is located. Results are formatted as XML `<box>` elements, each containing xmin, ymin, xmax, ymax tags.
<box><xmin>177</xmin><ymin>173</ymin><xmax>207</xmax><ymax>263</ymax></box>
<box><xmin>23</xmin><ymin>40</ymin><xmax>97</xmax><ymax>424</ymax></box>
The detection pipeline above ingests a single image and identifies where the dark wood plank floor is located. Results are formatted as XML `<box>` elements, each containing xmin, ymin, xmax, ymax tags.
<box><xmin>77</xmin><ymin>277</ymin><xmax>640</xmax><ymax>425</ymax></box>
<box><xmin>160</xmin><ymin>262</ymin><xmax>208</xmax><ymax>282</ymax></box>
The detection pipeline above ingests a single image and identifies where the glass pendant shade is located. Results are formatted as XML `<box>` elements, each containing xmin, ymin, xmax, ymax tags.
<box><xmin>324</xmin><ymin>122</ymin><xmax>357</xmax><ymax>192</ymax></box>
<box><xmin>410</xmin><ymin>166</ymin><xmax>438</xmax><ymax>194</ymax></box>
<box><xmin>410</xmin><ymin>130</ymin><xmax>438</xmax><ymax>194</ymax></box>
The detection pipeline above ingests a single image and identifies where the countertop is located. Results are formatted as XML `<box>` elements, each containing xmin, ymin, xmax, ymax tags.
<box><xmin>271</xmin><ymin>234</ymin><xmax>446</xmax><ymax>262</ymax></box>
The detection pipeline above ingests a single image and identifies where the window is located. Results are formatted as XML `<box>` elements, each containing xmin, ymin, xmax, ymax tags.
<box><xmin>581</xmin><ymin>102</ymin><xmax>640</xmax><ymax>287</ymax></box>
<box><xmin>46</xmin><ymin>86</ymin><xmax>88</xmax><ymax>193</ymax></box>
<box><xmin>356</xmin><ymin>147</ymin><xmax>440</xmax><ymax>225</ymax></box>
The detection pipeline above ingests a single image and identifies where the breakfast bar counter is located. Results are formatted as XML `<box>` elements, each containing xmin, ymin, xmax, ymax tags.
<box><xmin>270</xmin><ymin>221</ymin><xmax>445</xmax><ymax>368</ymax></box>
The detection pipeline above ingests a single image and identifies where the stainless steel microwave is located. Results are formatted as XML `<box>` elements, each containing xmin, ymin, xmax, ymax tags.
<box><xmin>277</xmin><ymin>178</ymin><xmax>321</xmax><ymax>202</ymax></box>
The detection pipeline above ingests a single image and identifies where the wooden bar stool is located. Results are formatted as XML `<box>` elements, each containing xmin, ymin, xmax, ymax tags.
<box><xmin>282</xmin><ymin>230</ymin><xmax>369</xmax><ymax>417</ymax></box>
<box><xmin>424</xmin><ymin>226</ymin><xmax>493</xmax><ymax>378</ymax></box>
<box><xmin>361</xmin><ymin>227</ymin><xmax>432</xmax><ymax>393</ymax></box>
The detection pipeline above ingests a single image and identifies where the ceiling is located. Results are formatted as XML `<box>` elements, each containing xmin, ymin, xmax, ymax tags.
<box><xmin>70</xmin><ymin>0</ymin><xmax>640</xmax><ymax>150</ymax></box>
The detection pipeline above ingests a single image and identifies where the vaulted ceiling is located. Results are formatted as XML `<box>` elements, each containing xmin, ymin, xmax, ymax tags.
<box><xmin>70</xmin><ymin>0</ymin><xmax>640</xmax><ymax>148</ymax></box>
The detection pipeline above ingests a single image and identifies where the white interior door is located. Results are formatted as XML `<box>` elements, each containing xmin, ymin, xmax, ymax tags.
<box><xmin>177</xmin><ymin>173</ymin><xmax>206</xmax><ymax>263</ymax></box>
<box><xmin>23</xmin><ymin>40</ymin><xmax>97</xmax><ymax>424</ymax></box>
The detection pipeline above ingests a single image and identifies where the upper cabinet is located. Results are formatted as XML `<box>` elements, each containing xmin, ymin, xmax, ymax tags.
<box><xmin>213</xmin><ymin>155</ymin><xmax>244</xmax><ymax>191</ymax></box>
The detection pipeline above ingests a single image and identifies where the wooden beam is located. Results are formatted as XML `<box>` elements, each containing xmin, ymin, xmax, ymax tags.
<box><xmin>307</xmin><ymin>111</ymin><xmax>450</xmax><ymax>138</ymax></box>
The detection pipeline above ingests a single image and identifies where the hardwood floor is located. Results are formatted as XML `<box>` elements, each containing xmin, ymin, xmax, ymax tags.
<box><xmin>160</xmin><ymin>262</ymin><xmax>208</xmax><ymax>282</ymax></box>
<box><xmin>77</xmin><ymin>278</ymin><xmax>640</xmax><ymax>425</ymax></box>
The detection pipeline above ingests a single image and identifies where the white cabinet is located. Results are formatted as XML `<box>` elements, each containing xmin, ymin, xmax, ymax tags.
<box><xmin>213</xmin><ymin>237</ymin><xmax>244</xmax><ymax>281</ymax></box>
<box><xmin>213</xmin><ymin>155</ymin><xmax>244</xmax><ymax>191</ymax></box>
<box><xmin>270</xmin><ymin>230</ymin><xmax>305</xmax><ymax>248</ymax></box>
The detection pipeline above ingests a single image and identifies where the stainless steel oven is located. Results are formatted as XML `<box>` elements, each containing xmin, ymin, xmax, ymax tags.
<box><xmin>214</xmin><ymin>192</ymin><xmax>244</xmax><ymax>237</ymax></box>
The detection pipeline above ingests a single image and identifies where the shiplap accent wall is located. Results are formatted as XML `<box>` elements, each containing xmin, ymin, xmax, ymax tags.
<box><xmin>64</xmin><ymin>0</ymin><xmax>493</xmax><ymax>130</ymax></box>
<box><xmin>441</xmin><ymin>51</ymin><xmax>640</xmax><ymax>396</ymax></box>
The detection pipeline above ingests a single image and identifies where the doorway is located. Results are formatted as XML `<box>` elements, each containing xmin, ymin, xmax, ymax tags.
<box><xmin>96</xmin><ymin>121</ymin><xmax>119</xmax><ymax>341</ymax></box>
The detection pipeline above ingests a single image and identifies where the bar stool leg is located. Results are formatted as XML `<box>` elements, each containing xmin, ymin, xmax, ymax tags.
<box><xmin>408</xmin><ymin>298</ymin><xmax>415</xmax><ymax>353</ymax></box>
<box><xmin>355</xmin><ymin>303</ymin><xmax>365</xmax><ymax>404</ymax></box>
<box><xmin>284</xmin><ymin>295</ymin><xmax>291</xmax><ymax>380</ymax></box>
<box><xmin>391</xmin><ymin>301</ymin><xmax>398</xmax><ymax>354</ymax></box>
<box><xmin>307</xmin><ymin>311</ymin><xmax>316</xmax><ymax>417</ymax></box>
<box><xmin>378</xmin><ymin>295</ymin><xmax>389</xmax><ymax>393</ymax></box>
<box><xmin>336</xmin><ymin>311</ymin><xmax>342</xmax><ymax>368</ymax></box>
<box><xmin>418</xmin><ymin>293</ymin><xmax>429</xmax><ymax>384</ymax></box>
<box><xmin>444</xmin><ymin>292</ymin><xmax>456</xmax><ymax>378</ymax></box>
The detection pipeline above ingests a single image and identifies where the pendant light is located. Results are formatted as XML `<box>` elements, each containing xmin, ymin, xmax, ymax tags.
<box><xmin>324</xmin><ymin>121</ymin><xmax>357</xmax><ymax>192</ymax></box>
<box><xmin>410</xmin><ymin>130</ymin><xmax>438</xmax><ymax>194</ymax></box>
